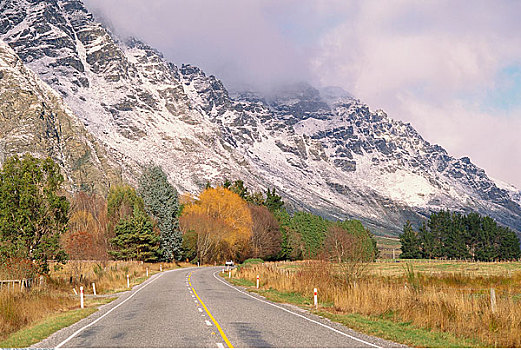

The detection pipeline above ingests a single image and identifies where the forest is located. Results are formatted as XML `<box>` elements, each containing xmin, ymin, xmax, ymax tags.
<box><xmin>0</xmin><ymin>154</ymin><xmax>377</xmax><ymax>274</ymax></box>
<box><xmin>399</xmin><ymin>211</ymin><xmax>521</xmax><ymax>261</ymax></box>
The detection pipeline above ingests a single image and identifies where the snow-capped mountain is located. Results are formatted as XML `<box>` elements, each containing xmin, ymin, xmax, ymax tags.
<box><xmin>1</xmin><ymin>0</ymin><xmax>520</xmax><ymax>235</ymax></box>
<box><xmin>0</xmin><ymin>39</ymin><xmax>120</xmax><ymax>193</ymax></box>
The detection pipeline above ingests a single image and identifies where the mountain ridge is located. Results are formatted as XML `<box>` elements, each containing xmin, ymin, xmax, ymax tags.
<box><xmin>1</xmin><ymin>0</ymin><xmax>520</xmax><ymax>235</ymax></box>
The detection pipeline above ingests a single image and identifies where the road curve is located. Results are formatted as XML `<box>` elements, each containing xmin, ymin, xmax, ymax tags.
<box><xmin>37</xmin><ymin>266</ymin><xmax>400</xmax><ymax>348</ymax></box>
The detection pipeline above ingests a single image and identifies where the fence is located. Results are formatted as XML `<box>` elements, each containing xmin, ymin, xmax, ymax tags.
<box><xmin>0</xmin><ymin>277</ymin><xmax>42</xmax><ymax>292</ymax></box>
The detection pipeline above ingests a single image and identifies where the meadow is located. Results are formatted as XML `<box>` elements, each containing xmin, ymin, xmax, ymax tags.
<box><xmin>232</xmin><ymin>259</ymin><xmax>521</xmax><ymax>347</ymax></box>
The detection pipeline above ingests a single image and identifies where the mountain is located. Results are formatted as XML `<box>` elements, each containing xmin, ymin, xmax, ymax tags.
<box><xmin>0</xmin><ymin>39</ymin><xmax>120</xmax><ymax>193</ymax></box>
<box><xmin>1</xmin><ymin>0</ymin><xmax>520</xmax><ymax>235</ymax></box>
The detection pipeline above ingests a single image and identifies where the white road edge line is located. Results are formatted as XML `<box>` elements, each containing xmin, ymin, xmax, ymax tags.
<box><xmin>56</xmin><ymin>267</ymin><xmax>190</xmax><ymax>348</ymax></box>
<box><xmin>217</xmin><ymin>342</ymin><xmax>224</xmax><ymax>348</ymax></box>
<box><xmin>198</xmin><ymin>308</ymin><xmax>203</xmax><ymax>312</ymax></box>
<box><xmin>205</xmin><ymin>320</ymin><xmax>212</xmax><ymax>326</ymax></box>
<box><xmin>213</xmin><ymin>270</ymin><xmax>381</xmax><ymax>348</ymax></box>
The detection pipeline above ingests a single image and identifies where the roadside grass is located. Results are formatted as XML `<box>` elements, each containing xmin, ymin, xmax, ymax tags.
<box><xmin>230</xmin><ymin>260</ymin><xmax>521</xmax><ymax>347</ymax></box>
<box><xmin>316</xmin><ymin>311</ymin><xmax>486</xmax><ymax>348</ymax></box>
<box><xmin>0</xmin><ymin>260</ymin><xmax>190</xmax><ymax>345</ymax></box>
<box><xmin>226</xmin><ymin>275</ymin><xmax>482</xmax><ymax>347</ymax></box>
<box><xmin>0</xmin><ymin>297</ymin><xmax>115</xmax><ymax>348</ymax></box>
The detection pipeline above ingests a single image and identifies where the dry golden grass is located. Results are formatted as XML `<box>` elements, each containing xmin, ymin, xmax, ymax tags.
<box><xmin>0</xmin><ymin>260</ymin><xmax>191</xmax><ymax>342</ymax></box>
<box><xmin>235</xmin><ymin>260</ymin><xmax>521</xmax><ymax>347</ymax></box>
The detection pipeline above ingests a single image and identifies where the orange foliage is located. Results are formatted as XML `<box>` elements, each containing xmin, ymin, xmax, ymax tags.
<box><xmin>181</xmin><ymin>187</ymin><xmax>252</xmax><ymax>263</ymax></box>
<box><xmin>62</xmin><ymin>192</ymin><xmax>109</xmax><ymax>260</ymax></box>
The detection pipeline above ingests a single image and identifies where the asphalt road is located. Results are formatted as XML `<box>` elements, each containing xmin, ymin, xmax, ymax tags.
<box><xmin>40</xmin><ymin>266</ymin><xmax>400</xmax><ymax>348</ymax></box>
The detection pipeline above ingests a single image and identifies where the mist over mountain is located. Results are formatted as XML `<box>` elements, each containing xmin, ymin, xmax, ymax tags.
<box><xmin>1</xmin><ymin>0</ymin><xmax>520</xmax><ymax>236</ymax></box>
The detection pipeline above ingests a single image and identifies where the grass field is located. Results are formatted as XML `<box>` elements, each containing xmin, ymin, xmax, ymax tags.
<box><xmin>231</xmin><ymin>259</ymin><xmax>521</xmax><ymax>347</ymax></box>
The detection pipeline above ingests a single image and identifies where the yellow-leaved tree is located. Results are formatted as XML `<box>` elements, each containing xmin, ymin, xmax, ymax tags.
<box><xmin>180</xmin><ymin>187</ymin><xmax>252</xmax><ymax>264</ymax></box>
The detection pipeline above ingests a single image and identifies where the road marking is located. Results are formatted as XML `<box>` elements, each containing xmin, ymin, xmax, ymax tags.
<box><xmin>190</xmin><ymin>272</ymin><xmax>233</xmax><ymax>348</ymax></box>
<box><xmin>198</xmin><ymin>308</ymin><xmax>203</xmax><ymax>312</ymax></box>
<box><xmin>213</xmin><ymin>270</ymin><xmax>380</xmax><ymax>348</ymax></box>
<box><xmin>55</xmin><ymin>267</ymin><xmax>191</xmax><ymax>348</ymax></box>
<box><xmin>205</xmin><ymin>320</ymin><xmax>212</xmax><ymax>326</ymax></box>
<box><xmin>217</xmin><ymin>343</ymin><xmax>224</xmax><ymax>348</ymax></box>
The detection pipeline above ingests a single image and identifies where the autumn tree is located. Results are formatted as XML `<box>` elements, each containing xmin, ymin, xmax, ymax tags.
<box><xmin>138</xmin><ymin>164</ymin><xmax>182</xmax><ymax>261</ymax></box>
<box><xmin>180</xmin><ymin>187</ymin><xmax>252</xmax><ymax>263</ymax></box>
<box><xmin>0</xmin><ymin>154</ymin><xmax>68</xmax><ymax>273</ymax></box>
<box><xmin>249</xmin><ymin>205</ymin><xmax>282</xmax><ymax>259</ymax></box>
<box><xmin>62</xmin><ymin>192</ymin><xmax>109</xmax><ymax>260</ymax></box>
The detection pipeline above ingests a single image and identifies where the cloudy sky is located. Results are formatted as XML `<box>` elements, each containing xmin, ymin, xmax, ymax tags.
<box><xmin>84</xmin><ymin>0</ymin><xmax>521</xmax><ymax>188</ymax></box>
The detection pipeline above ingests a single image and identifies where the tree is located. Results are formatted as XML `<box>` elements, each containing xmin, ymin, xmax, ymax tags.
<box><xmin>0</xmin><ymin>154</ymin><xmax>68</xmax><ymax>273</ymax></box>
<box><xmin>249</xmin><ymin>205</ymin><xmax>282</xmax><ymax>259</ymax></box>
<box><xmin>106</xmin><ymin>184</ymin><xmax>145</xmax><ymax>239</ymax></box>
<box><xmin>265</xmin><ymin>188</ymin><xmax>284</xmax><ymax>212</ymax></box>
<box><xmin>399</xmin><ymin>221</ymin><xmax>422</xmax><ymax>259</ymax></box>
<box><xmin>109</xmin><ymin>213</ymin><xmax>160</xmax><ymax>261</ymax></box>
<box><xmin>180</xmin><ymin>187</ymin><xmax>252</xmax><ymax>263</ymax></box>
<box><xmin>62</xmin><ymin>192</ymin><xmax>109</xmax><ymax>260</ymax></box>
<box><xmin>138</xmin><ymin>164</ymin><xmax>182</xmax><ymax>261</ymax></box>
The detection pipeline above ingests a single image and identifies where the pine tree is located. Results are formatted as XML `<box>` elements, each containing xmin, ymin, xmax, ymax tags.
<box><xmin>138</xmin><ymin>164</ymin><xmax>182</xmax><ymax>261</ymax></box>
<box><xmin>109</xmin><ymin>213</ymin><xmax>159</xmax><ymax>261</ymax></box>
<box><xmin>399</xmin><ymin>221</ymin><xmax>422</xmax><ymax>258</ymax></box>
<box><xmin>265</xmin><ymin>188</ymin><xmax>284</xmax><ymax>212</ymax></box>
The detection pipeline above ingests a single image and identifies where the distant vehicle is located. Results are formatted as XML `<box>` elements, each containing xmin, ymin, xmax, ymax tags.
<box><xmin>225</xmin><ymin>260</ymin><xmax>234</xmax><ymax>269</ymax></box>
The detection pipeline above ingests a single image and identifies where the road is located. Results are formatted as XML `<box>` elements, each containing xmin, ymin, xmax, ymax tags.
<box><xmin>39</xmin><ymin>267</ymin><xmax>400</xmax><ymax>348</ymax></box>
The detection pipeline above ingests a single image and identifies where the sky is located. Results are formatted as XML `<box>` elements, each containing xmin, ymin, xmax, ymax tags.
<box><xmin>84</xmin><ymin>0</ymin><xmax>521</xmax><ymax>188</ymax></box>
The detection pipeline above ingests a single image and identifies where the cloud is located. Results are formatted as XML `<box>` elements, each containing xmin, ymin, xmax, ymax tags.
<box><xmin>83</xmin><ymin>0</ymin><xmax>521</xmax><ymax>187</ymax></box>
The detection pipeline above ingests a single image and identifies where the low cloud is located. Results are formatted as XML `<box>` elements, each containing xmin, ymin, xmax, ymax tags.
<box><xmin>84</xmin><ymin>0</ymin><xmax>521</xmax><ymax>187</ymax></box>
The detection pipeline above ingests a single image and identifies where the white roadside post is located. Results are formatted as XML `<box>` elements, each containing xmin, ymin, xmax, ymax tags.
<box><xmin>80</xmin><ymin>286</ymin><xmax>84</xmax><ymax>309</ymax></box>
<box><xmin>127</xmin><ymin>274</ymin><xmax>130</xmax><ymax>288</ymax></box>
<box><xmin>490</xmin><ymin>288</ymin><xmax>497</xmax><ymax>313</ymax></box>
<box><xmin>228</xmin><ymin>270</ymin><xmax>231</xmax><ymax>278</ymax></box>
<box><xmin>197</xmin><ymin>262</ymin><xmax>200</xmax><ymax>267</ymax></box>
<box><xmin>160</xmin><ymin>264</ymin><xmax>163</xmax><ymax>272</ymax></box>
<box><xmin>256</xmin><ymin>275</ymin><xmax>260</xmax><ymax>289</ymax></box>
<box><xmin>314</xmin><ymin>288</ymin><xmax>318</xmax><ymax>309</ymax></box>
<box><xmin>146</xmin><ymin>268</ymin><xmax>149</xmax><ymax>277</ymax></box>
<box><xmin>92</xmin><ymin>282</ymin><xmax>96</xmax><ymax>296</ymax></box>
<box><xmin>73</xmin><ymin>288</ymin><xmax>77</xmax><ymax>295</ymax></box>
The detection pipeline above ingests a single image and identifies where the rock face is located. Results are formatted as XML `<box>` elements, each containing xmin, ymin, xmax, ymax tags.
<box><xmin>0</xmin><ymin>40</ymin><xmax>120</xmax><ymax>193</ymax></box>
<box><xmin>1</xmin><ymin>0</ymin><xmax>520</xmax><ymax>235</ymax></box>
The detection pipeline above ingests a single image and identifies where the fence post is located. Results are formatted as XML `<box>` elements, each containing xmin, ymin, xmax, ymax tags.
<box><xmin>256</xmin><ymin>275</ymin><xmax>260</xmax><ymax>289</ymax></box>
<box><xmin>314</xmin><ymin>288</ymin><xmax>318</xmax><ymax>309</ymax></box>
<box><xmin>80</xmin><ymin>286</ymin><xmax>84</xmax><ymax>309</ymax></box>
<box><xmin>92</xmin><ymin>282</ymin><xmax>96</xmax><ymax>296</ymax></box>
<box><xmin>490</xmin><ymin>288</ymin><xmax>497</xmax><ymax>313</ymax></box>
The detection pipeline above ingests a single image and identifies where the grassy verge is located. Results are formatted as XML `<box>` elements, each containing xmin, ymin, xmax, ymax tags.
<box><xmin>0</xmin><ymin>297</ymin><xmax>115</xmax><ymax>348</ymax></box>
<box><xmin>226</xmin><ymin>277</ymin><xmax>485</xmax><ymax>348</ymax></box>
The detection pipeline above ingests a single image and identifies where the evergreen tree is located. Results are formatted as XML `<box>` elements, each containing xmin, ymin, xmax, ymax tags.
<box><xmin>265</xmin><ymin>188</ymin><xmax>284</xmax><ymax>212</ymax></box>
<box><xmin>229</xmin><ymin>180</ymin><xmax>248</xmax><ymax>200</ymax></box>
<box><xmin>0</xmin><ymin>154</ymin><xmax>68</xmax><ymax>273</ymax></box>
<box><xmin>138</xmin><ymin>164</ymin><xmax>182</xmax><ymax>261</ymax></box>
<box><xmin>399</xmin><ymin>221</ymin><xmax>422</xmax><ymax>258</ymax></box>
<box><xmin>109</xmin><ymin>212</ymin><xmax>159</xmax><ymax>261</ymax></box>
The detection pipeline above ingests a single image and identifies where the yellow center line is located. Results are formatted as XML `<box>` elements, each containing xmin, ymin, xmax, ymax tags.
<box><xmin>189</xmin><ymin>272</ymin><xmax>234</xmax><ymax>348</ymax></box>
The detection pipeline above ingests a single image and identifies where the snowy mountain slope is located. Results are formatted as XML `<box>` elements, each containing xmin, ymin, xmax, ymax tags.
<box><xmin>1</xmin><ymin>0</ymin><xmax>520</xmax><ymax>235</ymax></box>
<box><xmin>0</xmin><ymin>39</ymin><xmax>120</xmax><ymax>193</ymax></box>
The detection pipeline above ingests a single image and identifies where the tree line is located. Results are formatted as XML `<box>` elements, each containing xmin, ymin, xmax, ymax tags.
<box><xmin>0</xmin><ymin>154</ymin><xmax>378</xmax><ymax>274</ymax></box>
<box><xmin>400</xmin><ymin>210</ymin><xmax>521</xmax><ymax>261</ymax></box>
